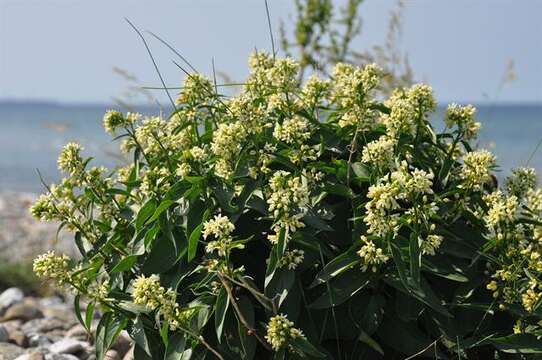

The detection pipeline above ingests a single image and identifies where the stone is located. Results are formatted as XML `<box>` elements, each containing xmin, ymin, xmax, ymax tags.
<box><xmin>122</xmin><ymin>346</ymin><xmax>134</xmax><ymax>360</ymax></box>
<box><xmin>0</xmin><ymin>325</ymin><xmax>8</xmax><ymax>342</ymax></box>
<box><xmin>2</xmin><ymin>304</ymin><xmax>43</xmax><ymax>322</ymax></box>
<box><xmin>14</xmin><ymin>353</ymin><xmax>45</xmax><ymax>360</ymax></box>
<box><xmin>22</xmin><ymin>298</ymin><xmax>39</xmax><ymax>308</ymax></box>
<box><xmin>21</xmin><ymin>317</ymin><xmax>68</xmax><ymax>335</ymax></box>
<box><xmin>40</xmin><ymin>308</ymin><xmax>75</xmax><ymax>325</ymax></box>
<box><xmin>1</xmin><ymin>320</ymin><xmax>23</xmax><ymax>333</ymax></box>
<box><xmin>49</xmin><ymin>338</ymin><xmax>87</xmax><ymax>354</ymax></box>
<box><xmin>0</xmin><ymin>342</ymin><xmax>25</xmax><ymax>360</ymax></box>
<box><xmin>27</xmin><ymin>333</ymin><xmax>54</xmax><ymax>348</ymax></box>
<box><xmin>64</xmin><ymin>325</ymin><xmax>88</xmax><ymax>341</ymax></box>
<box><xmin>0</xmin><ymin>289</ymin><xmax>24</xmax><ymax>314</ymax></box>
<box><xmin>7</xmin><ymin>330</ymin><xmax>27</xmax><ymax>347</ymax></box>
<box><xmin>38</xmin><ymin>297</ymin><xmax>63</xmax><ymax>308</ymax></box>
<box><xmin>111</xmin><ymin>331</ymin><xmax>131</xmax><ymax>356</ymax></box>
<box><xmin>104</xmin><ymin>350</ymin><xmax>120</xmax><ymax>360</ymax></box>
<box><xmin>44</xmin><ymin>355</ymin><xmax>79</xmax><ymax>360</ymax></box>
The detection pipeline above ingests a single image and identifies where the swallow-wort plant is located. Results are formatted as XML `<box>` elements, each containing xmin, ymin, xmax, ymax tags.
<box><xmin>31</xmin><ymin>52</ymin><xmax>542</xmax><ymax>359</ymax></box>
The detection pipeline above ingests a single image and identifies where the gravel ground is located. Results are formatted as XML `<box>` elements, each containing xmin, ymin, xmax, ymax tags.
<box><xmin>0</xmin><ymin>192</ymin><xmax>78</xmax><ymax>264</ymax></box>
<box><xmin>0</xmin><ymin>287</ymin><xmax>133</xmax><ymax>360</ymax></box>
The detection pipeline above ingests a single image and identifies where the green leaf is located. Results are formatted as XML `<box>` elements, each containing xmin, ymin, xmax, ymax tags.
<box><xmin>384</xmin><ymin>274</ymin><xmax>452</xmax><ymax>318</ymax></box>
<box><xmin>165</xmin><ymin>181</ymin><xmax>192</xmax><ymax>201</ymax></box>
<box><xmin>142</xmin><ymin>232</ymin><xmax>182</xmax><ymax>274</ymax></box>
<box><xmin>390</xmin><ymin>241</ymin><xmax>409</xmax><ymax>288</ymax></box>
<box><xmin>423</xmin><ymin>258</ymin><xmax>469</xmax><ymax>282</ymax></box>
<box><xmin>85</xmin><ymin>302</ymin><xmax>95</xmax><ymax>332</ymax></box>
<box><xmin>323</xmin><ymin>184</ymin><xmax>354</xmax><ymax>198</ymax></box>
<box><xmin>358</xmin><ymin>329</ymin><xmax>384</xmax><ymax>356</ymax></box>
<box><xmin>146</xmin><ymin>199</ymin><xmax>174</xmax><ymax>225</ymax></box>
<box><xmin>479</xmin><ymin>334</ymin><xmax>542</xmax><ymax>354</ymax></box>
<box><xmin>265</xmin><ymin>268</ymin><xmax>295</xmax><ymax>309</ymax></box>
<box><xmin>95</xmin><ymin>313</ymin><xmax>127</xmax><ymax>360</ymax></box>
<box><xmin>164</xmin><ymin>333</ymin><xmax>186</xmax><ymax>360</ymax></box>
<box><xmin>265</xmin><ymin>228</ymin><xmax>287</xmax><ymax>288</ymax></box>
<box><xmin>111</xmin><ymin>255</ymin><xmax>139</xmax><ymax>273</ymax></box>
<box><xmin>359</xmin><ymin>295</ymin><xmax>385</xmax><ymax>334</ymax></box>
<box><xmin>304</xmin><ymin>210</ymin><xmax>333</xmax><ymax>232</ymax></box>
<box><xmin>351</xmin><ymin>162</ymin><xmax>370</xmax><ymax>181</ymax></box>
<box><xmin>308</xmin><ymin>271</ymin><xmax>370</xmax><ymax>309</ymax></box>
<box><xmin>136</xmin><ymin>199</ymin><xmax>157</xmax><ymax>230</ymax></box>
<box><xmin>188</xmin><ymin>223</ymin><xmax>203</xmax><ymax>262</ymax></box>
<box><xmin>73</xmin><ymin>295</ymin><xmax>86</xmax><ymax>331</ymax></box>
<box><xmin>186</xmin><ymin>199</ymin><xmax>207</xmax><ymax>236</ymax></box>
<box><xmin>236</xmin><ymin>296</ymin><xmax>256</xmax><ymax>359</ymax></box>
<box><xmin>409</xmin><ymin>233</ymin><xmax>421</xmax><ymax>286</ymax></box>
<box><xmin>377</xmin><ymin>315</ymin><xmax>444</xmax><ymax>358</ymax></box>
<box><xmin>310</xmin><ymin>250</ymin><xmax>360</xmax><ymax>288</ymax></box>
<box><xmin>131</xmin><ymin>316</ymin><xmax>152</xmax><ymax>357</ymax></box>
<box><xmin>289</xmin><ymin>336</ymin><xmax>326</xmax><ymax>358</ymax></box>
<box><xmin>210</xmin><ymin>180</ymin><xmax>237</xmax><ymax>213</ymax></box>
<box><xmin>214</xmin><ymin>287</ymin><xmax>230</xmax><ymax>342</ymax></box>
<box><xmin>143</xmin><ymin>223</ymin><xmax>160</xmax><ymax>250</ymax></box>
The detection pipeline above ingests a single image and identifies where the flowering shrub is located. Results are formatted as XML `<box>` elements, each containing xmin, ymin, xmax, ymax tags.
<box><xmin>31</xmin><ymin>52</ymin><xmax>542</xmax><ymax>359</ymax></box>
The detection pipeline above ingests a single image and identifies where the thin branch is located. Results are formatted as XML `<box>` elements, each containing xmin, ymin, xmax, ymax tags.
<box><xmin>264</xmin><ymin>0</ymin><xmax>276</xmax><ymax>58</ymax></box>
<box><xmin>526</xmin><ymin>137</ymin><xmax>542</xmax><ymax>166</ymax></box>
<box><xmin>218</xmin><ymin>274</ymin><xmax>272</xmax><ymax>351</ymax></box>
<box><xmin>404</xmin><ymin>336</ymin><xmax>443</xmax><ymax>360</ymax></box>
<box><xmin>125</xmin><ymin>19</ymin><xmax>178</xmax><ymax>115</ymax></box>
<box><xmin>171</xmin><ymin>60</ymin><xmax>234</xmax><ymax>116</ymax></box>
<box><xmin>179</xmin><ymin>326</ymin><xmax>225</xmax><ymax>360</ymax></box>
<box><xmin>147</xmin><ymin>30</ymin><xmax>198</xmax><ymax>73</ymax></box>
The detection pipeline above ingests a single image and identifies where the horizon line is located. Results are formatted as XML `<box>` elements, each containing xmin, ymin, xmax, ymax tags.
<box><xmin>0</xmin><ymin>97</ymin><xmax>541</xmax><ymax>108</ymax></box>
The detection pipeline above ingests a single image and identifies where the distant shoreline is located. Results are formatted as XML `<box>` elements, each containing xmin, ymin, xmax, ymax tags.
<box><xmin>1</xmin><ymin>99</ymin><xmax>541</xmax><ymax>109</ymax></box>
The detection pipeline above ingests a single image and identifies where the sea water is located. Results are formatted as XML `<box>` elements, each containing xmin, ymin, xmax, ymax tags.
<box><xmin>0</xmin><ymin>101</ymin><xmax>540</xmax><ymax>193</ymax></box>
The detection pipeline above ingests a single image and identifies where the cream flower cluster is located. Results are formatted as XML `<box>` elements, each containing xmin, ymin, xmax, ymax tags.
<box><xmin>483</xmin><ymin>191</ymin><xmax>518</xmax><ymax>239</ymax></box>
<box><xmin>273</xmin><ymin>116</ymin><xmax>312</xmax><ymax>145</ymax></box>
<box><xmin>361</xmin><ymin>136</ymin><xmax>397</xmax><ymax>169</ymax></box>
<box><xmin>481</xmin><ymin>168</ymin><xmax>542</xmax><ymax>316</ymax></box>
<box><xmin>176</xmin><ymin>163</ymin><xmax>191</xmax><ymax>178</ymax></box>
<box><xmin>364</xmin><ymin>162</ymin><xmax>435</xmax><ymax>237</ymax></box>
<box><xmin>190</xmin><ymin>146</ymin><xmax>208</xmax><ymax>162</ymax></box>
<box><xmin>381</xmin><ymin>84</ymin><xmax>436</xmax><ymax>137</ymax></box>
<box><xmin>140</xmin><ymin>167</ymin><xmax>171</xmax><ymax>198</ymax></box>
<box><xmin>30</xmin><ymin>194</ymin><xmax>58</xmax><ymax>222</ymax></box>
<box><xmin>265</xmin><ymin>314</ymin><xmax>305</xmax><ymax>351</ymax></box>
<box><xmin>279</xmin><ymin>249</ymin><xmax>305</xmax><ymax>270</ymax></box>
<box><xmin>460</xmin><ymin>149</ymin><xmax>496</xmax><ymax>190</ymax></box>
<box><xmin>132</xmin><ymin>274</ymin><xmax>186</xmax><ymax>330</ymax></box>
<box><xmin>357</xmin><ymin>236</ymin><xmax>389</xmax><ymax>272</ymax></box>
<box><xmin>267</xmin><ymin>171</ymin><xmax>310</xmax><ymax>243</ymax></box>
<box><xmin>103</xmin><ymin>110</ymin><xmax>140</xmax><ymax>135</ymax></box>
<box><xmin>300</xmin><ymin>74</ymin><xmax>330</xmax><ymax>108</ymax></box>
<box><xmin>445</xmin><ymin>103</ymin><xmax>481</xmax><ymax>140</ymax></box>
<box><xmin>527</xmin><ymin>188</ymin><xmax>542</xmax><ymax>214</ymax></box>
<box><xmin>203</xmin><ymin>215</ymin><xmax>235</xmax><ymax>257</ymax></box>
<box><xmin>176</xmin><ymin>74</ymin><xmax>214</xmax><ymax>105</ymax></box>
<box><xmin>211</xmin><ymin>121</ymin><xmax>246</xmax><ymax>179</ymax></box>
<box><xmin>33</xmin><ymin>251</ymin><xmax>72</xmax><ymax>286</ymax></box>
<box><xmin>332</xmin><ymin>63</ymin><xmax>381</xmax><ymax>107</ymax></box>
<box><xmin>87</xmin><ymin>280</ymin><xmax>110</xmax><ymax>302</ymax></box>
<box><xmin>273</xmin><ymin>116</ymin><xmax>318</xmax><ymax>165</ymax></box>
<box><xmin>420</xmin><ymin>234</ymin><xmax>443</xmax><ymax>256</ymax></box>
<box><xmin>57</xmin><ymin>142</ymin><xmax>84</xmax><ymax>175</ymax></box>
<box><xmin>247</xmin><ymin>53</ymin><xmax>299</xmax><ymax>93</ymax></box>
<box><xmin>133</xmin><ymin>116</ymin><xmax>168</xmax><ymax>156</ymax></box>
<box><xmin>506</xmin><ymin>167</ymin><xmax>537</xmax><ymax>198</ymax></box>
<box><xmin>332</xmin><ymin>63</ymin><xmax>382</xmax><ymax>129</ymax></box>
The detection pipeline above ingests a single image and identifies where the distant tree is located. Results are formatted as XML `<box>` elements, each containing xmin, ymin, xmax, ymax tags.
<box><xmin>279</xmin><ymin>0</ymin><xmax>413</xmax><ymax>94</ymax></box>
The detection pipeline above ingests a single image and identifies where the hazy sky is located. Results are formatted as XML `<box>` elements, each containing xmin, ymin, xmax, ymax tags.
<box><xmin>0</xmin><ymin>0</ymin><xmax>540</xmax><ymax>104</ymax></box>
